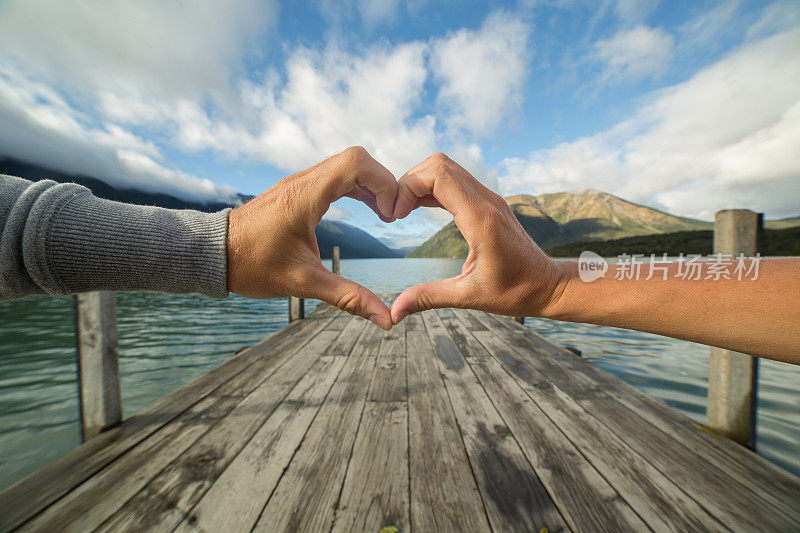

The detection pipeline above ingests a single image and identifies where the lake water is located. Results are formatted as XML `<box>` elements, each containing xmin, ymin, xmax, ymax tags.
<box><xmin>1</xmin><ymin>258</ymin><xmax>798</xmax><ymax>492</ymax></box>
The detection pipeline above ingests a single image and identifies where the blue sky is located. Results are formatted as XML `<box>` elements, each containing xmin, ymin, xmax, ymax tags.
<box><xmin>1</xmin><ymin>0</ymin><xmax>798</xmax><ymax>247</ymax></box>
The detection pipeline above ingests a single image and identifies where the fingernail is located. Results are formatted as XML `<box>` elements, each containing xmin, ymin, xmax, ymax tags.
<box><xmin>368</xmin><ymin>314</ymin><xmax>387</xmax><ymax>330</ymax></box>
<box><xmin>394</xmin><ymin>310</ymin><xmax>409</xmax><ymax>325</ymax></box>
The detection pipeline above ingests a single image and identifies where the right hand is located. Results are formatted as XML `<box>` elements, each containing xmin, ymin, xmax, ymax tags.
<box><xmin>390</xmin><ymin>153</ymin><xmax>567</xmax><ymax>324</ymax></box>
<box><xmin>226</xmin><ymin>146</ymin><xmax>397</xmax><ymax>330</ymax></box>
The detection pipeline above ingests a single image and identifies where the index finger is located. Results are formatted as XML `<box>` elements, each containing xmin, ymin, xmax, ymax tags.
<box><xmin>325</xmin><ymin>146</ymin><xmax>398</xmax><ymax>220</ymax></box>
<box><xmin>393</xmin><ymin>154</ymin><xmax>475</xmax><ymax>220</ymax></box>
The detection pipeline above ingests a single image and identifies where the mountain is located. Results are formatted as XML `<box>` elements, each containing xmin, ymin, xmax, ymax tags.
<box><xmin>1</xmin><ymin>158</ymin><xmax>399</xmax><ymax>259</ymax></box>
<box><xmin>0</xmin><ymin>158</ymin><xmax>251</xmax><ymax>211</ymax></box>
<box><xmin>547</xmin><ymin>227</ymin><xmax>800</xmax><ymax>257</ymax></box>
<box><xmin>409</xmin><ymin>190</ymin><xmax>713</xmax><ymax>258</ymax></box>
<box><xmin>315</xmin><ymin>220</ymin><xmax>402</xmax><ymax>259</ymax></box>
<box><xmin>765</xmin><ymin>216</ymin><xmax>800</xmax><ymax>230</ymax></box>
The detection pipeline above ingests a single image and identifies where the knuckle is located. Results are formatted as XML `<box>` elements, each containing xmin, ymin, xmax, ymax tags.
<box><xmin>431</xmin><ymin>161</ymin><xmax>452</xmax><ymax>179</ymax></box>
<box><xmin>335</xmin><ymin>288</ymin><xmax>363</xmax><ymax>316</ymax></box>
<box><xmin>341</xmin><ymin>145</ymin><xmax>369</xmax><ymax>165</ymax></box>
<box><xmin>430</xmin><ymin>152</ymin><xmax>452</xmax><ymax>165</ymax></box>
<box><xmin>416</xmin><ymin>291</ymin><xmax>434</xmax><ymax>313</ymax></box>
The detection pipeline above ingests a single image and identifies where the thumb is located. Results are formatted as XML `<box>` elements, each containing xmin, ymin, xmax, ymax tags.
<box><xmin>309</xmin><ymin>268</ymin><xmax>392</xmax><ymax>330</ymax></box>
<box><xmin>390</xmin><ymin>277</ymin><xmax>462</xmax><ymax>325</ymax></box>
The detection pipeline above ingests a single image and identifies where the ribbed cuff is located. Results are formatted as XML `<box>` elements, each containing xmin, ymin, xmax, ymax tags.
<box><xmin>23</xmin><ymin>185</ymin><xmax>230</xmax><ymax>298</ymax></box>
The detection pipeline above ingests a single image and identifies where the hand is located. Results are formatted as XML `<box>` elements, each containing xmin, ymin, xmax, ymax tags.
<box><xmin>227</xmin><ymin>146</ymin><xmax>397</xmax><ymax>330</ymax></box>
<box><xmin>390</xmin><ymin>153</ymin><xmax>567</xmax><ymax>324</ymax></box>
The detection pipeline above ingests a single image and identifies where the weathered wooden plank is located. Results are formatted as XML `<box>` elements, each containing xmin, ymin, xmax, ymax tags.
<box><xmin>486</xmin><ymin>311</ymin><xmax>790</xmax><ymax>476</ymax></box>
<box><xmin>95</xmin><ymin>328</ymin><xmax>346</xmax><ymax>532</ymax></box>
<box><xmin>436</xmin><ymin>308</ymin><xmax>488</xmax><ymax>356</ymax></box>
<box><xmin>308</xmin><ymin>301</ymin><xmax>337</xmax><ymax>316</ymax></box>
<box><xmin>21</xmin><ymin>317</ymin><xmax>338</xmax><ymax>533</ymax></box>
<box><xmin>323</xmin><ymin>315</ymin><xmax>370</xmax><ymax>356</ymax></box>
<box><xmin>464</xmin><ymin>350</ymin><xmax>648</xmax><ymax>531</ymax></box>
<box><xmin>490</xmin><ymin>312</ymin><xmax>800</xmax><ymax>515</ymax></box>
<box><xmin>176</xmin><ymin>355</ymin><xmax>347</xmax><ymax>533</ymax></box>
<box><xmin>367</xmin><ymin>321</ymin><xmax>406</xmax><ymax>402</ymax></box>
<box><xmin>0</xmin><ymin>316</ymin><xmax>329</xmax><ymax>532</ymax></box>
<box><xmin>422</xmin><ymin>311</ymin><xmax>567</xmax><ymax>532</ymax></box>
<box><xmin>468</xmin><ymin>317</ymin><xmax>720</xmax><ymax>531</ymax></box>
<box><xmin>250</xmin><ymin>324</ymin><xmax>383</xmax><ymax>531</ymax></box>
<box><xmin>74</xmin><ymin>291</ymin><xmax>122</xmax><ymax>441</ymax></box>
<box><xmin>333</xmin><ymin>401</ymin><xmax>409</xmax><ymax>533</ymax></box>
<box><xmin>475</xmin><ymin>311</ymin><xmax>800</xmax><ymax>529</ymax></box>
<box><xmin>405</xmin><ymin>313</ymin><xmax>491</xmax><ymax>531</ymax></box>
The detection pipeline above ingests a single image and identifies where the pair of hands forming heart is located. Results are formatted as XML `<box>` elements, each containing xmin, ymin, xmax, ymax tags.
<box><xmin>226</xmin><ymin>146</ymin><xmax>567</xmax><ymax>330</ymax></box>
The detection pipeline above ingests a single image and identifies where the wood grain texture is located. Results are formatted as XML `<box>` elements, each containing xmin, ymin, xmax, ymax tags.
<box><xmin>492</xmin><ymin>312</ymin><xmax>800</xmax><ymax>517</ymax></box>
<box><xmin>422</xmin><ymin>310</ymin><xmax>567</xmax><ymax>532</ymax></box>
<box><xmin>4</xmin><ymin>316</ymin><xmax>332</xmax><ymax>532</ymax></box>
<box><xmin>368</xmin><ymin>321</ymin><xmax>406</xmax><ymax>402</ymax></box>
<box><xmin>251</xmin><ymin>324</ymin><xmax>383</xmax><ymax>532</ymax></box>
<box><xmin>460</xmin><ymin>341</ymin><xmax>647</xmax><ymax>530</ymax></box>
<box><xmin>74</xmin><ymin>291</ymin><xmax>122</xmax><ymax>440</ymax></box>
<box><xmin>174</xmin><ymin>356</ymin><xmax>346</xmax><ymax>533</ymax></box>
<box><xmin>470</xmin><ymin>321</ymin><xmax>721</xmax><ymax>531</ymax></box>
<box><xmin>324</xmin><ymin>316</ymin><xmax>370</xmax><ymax>356</ymax></box>
<box><xmin>95</xmin><ymin>329</ymin><xmax>345</xmax><ymax>532</ymax></box>
<box><xmin>22</xmin><ymin>318</ymin><xmax>338</xmax><ymax>533</ymax></box>
<box><xmin>475</xmin><ymin>310</ymin><xmax>800</xmax><ymax>530</ymax></box>
<box><xmin>405</xmin><ymin>313</ymin><xmax>491</xmax><ymax>531</ymax></box>
<box><xmin>333</xmin><ymin>401</ymin><xmax>409</xmax><ymax>533</ymax></box>
<box><xmin>6</xmin><ymin>305</ymin><xmax>800</xmax><ymax>532</ymax></box>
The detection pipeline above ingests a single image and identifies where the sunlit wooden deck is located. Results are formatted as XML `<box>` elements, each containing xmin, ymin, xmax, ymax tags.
<box><xmin>2</xmin><ymin>302</ymin><xmax>800</xmax><ymax>532</ymax></box>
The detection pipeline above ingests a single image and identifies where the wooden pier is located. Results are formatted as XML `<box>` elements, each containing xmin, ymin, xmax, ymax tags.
<box><xmin>2</xmin><ymin>302</ymin><xmax>800</xmax><ymax>531</ymax></box>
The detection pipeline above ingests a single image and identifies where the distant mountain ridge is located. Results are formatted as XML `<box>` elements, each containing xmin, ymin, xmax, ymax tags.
<box><xmin>410</xmin><ymin>190</ymin><xmax>713</xmax><ymax>258</ymax></box>
<box><xmin>410</xmin><ymin>189</ymin><xmax>800</xmax><ymax>258</ymax></box>
<box><xmin>1</xmin><ymin>157</ymin><xmax>401</xmax><ymax>259</ymax></box>
<box><xmin>315</xmin><ymin>220</ymin><xmax>401</xmax><ymax>258</ymax></box>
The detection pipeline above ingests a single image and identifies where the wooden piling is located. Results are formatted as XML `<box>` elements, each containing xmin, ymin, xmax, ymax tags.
<box><xmin>332</xmin><ymin>246</ymin><xmax>341</xmax><ymax>275</ymax></box>
<box><xmin>74</xmin><ymin>291</ymin><xmax>122</xmax><ymax>441</ymax></box>
<box><xmin>289</xmin><ymin>296</ymin><xmax>304</xmax><ymax>322</ymax></box>
<box><xmin>707</xmin><ymin>209</ymin><xmax>761</xmax><ymax>449</ymax></box>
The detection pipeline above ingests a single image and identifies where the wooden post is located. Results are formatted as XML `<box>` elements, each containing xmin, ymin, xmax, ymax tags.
<box><xmin>707</xmin><ymin>209</ymin><xmax>761</xmax><ymax>449</ymax></box>
<box><xmin>289</xmin><ymin>296</ymin><xmax>304</xmax><ymax>322</ymax></box>
<box><xmin>332</xmin><ymin>246</ymin><xmax>341</xmax><ymax>275</ymax></box>
<box><xmin>74</xmin><ymin>291</ymin><xmax>122</xmax><ymax>441</ymax></box>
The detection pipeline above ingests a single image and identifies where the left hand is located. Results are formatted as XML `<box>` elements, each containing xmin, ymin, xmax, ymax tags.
<box><xmin>226</xmin><ymin>146</ymin><xmax>397</xmax><ymax>330</ymax></box>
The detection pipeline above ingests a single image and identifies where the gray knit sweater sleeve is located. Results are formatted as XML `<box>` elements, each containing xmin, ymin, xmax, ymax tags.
<box><xmin>1</xmin><ymin>175</ymin><xmax>230</xmax><ymax>301</ymax></box>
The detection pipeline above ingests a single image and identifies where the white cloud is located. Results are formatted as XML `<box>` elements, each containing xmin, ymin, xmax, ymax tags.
<box><xmin>0</xmin><ymin>0</ymin><xmax>273</xmax><ymax>202</ymax></box>
<box><xmin>155</xmin><ymin>41</ymin><xmax>438</xmax><ymax>178</ymax></box>
<box><xmin>0</xmin><ymin>0</ymin><xmax>273</xmax><ymax>106</ymax></box>
<box><xmin>500</xmin><ymin>29</ymin><xmax>800</xmax><ymax>220</ymax></box>
<box><xmin>0</xmin><ymin>70</ymin><xmax>239</xmax><ymax>203</ymax></box>
<box><xmin>592</xmin><ymin>25</ymin><xmax>674</xmax><ymax>82</ymax></box>
<box><xmin>0</xmin><ymin>1</ymin><xmax>528</xmax><ymax>208</ymax></box>
<box><xmin>678</xmin><ymin>0</ymin><xmax>742</xmax><ymax>51</ymax></box>
<box><xmin>358</xmin><ymin>0</ymin><xmax>402</xmax><ymax>26</ymax></box>
<box><xmin>613</xmin><ymin>0</ymin><xmax>658</xmax><ymax>25</ymax></box>
<box><xmin>746</xmin><ymin>1</ymin><xmax>800</xmax><ymax>41</ymax></box>
<box><xmin>430</xmin><ymin>10</ymin><xmax>531</xmax><ymax>136</ymax></box>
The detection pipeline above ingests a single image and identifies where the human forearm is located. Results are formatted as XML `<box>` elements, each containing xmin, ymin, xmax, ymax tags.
<box><xmin>540</xmin><ymin>258</ymin><xmax>800</xmax><ymax>364</ymax></box>
<box><xmin>1</xmin><ymin>175</ymin><xmax>229</xmax><ymax>300</ymax></box>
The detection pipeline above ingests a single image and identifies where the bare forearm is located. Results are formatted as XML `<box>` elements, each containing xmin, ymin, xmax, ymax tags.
<box><xmin>541</xmin><ymin>258</ymin><xmax>800</xmax><ymax>364</ymax></box>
